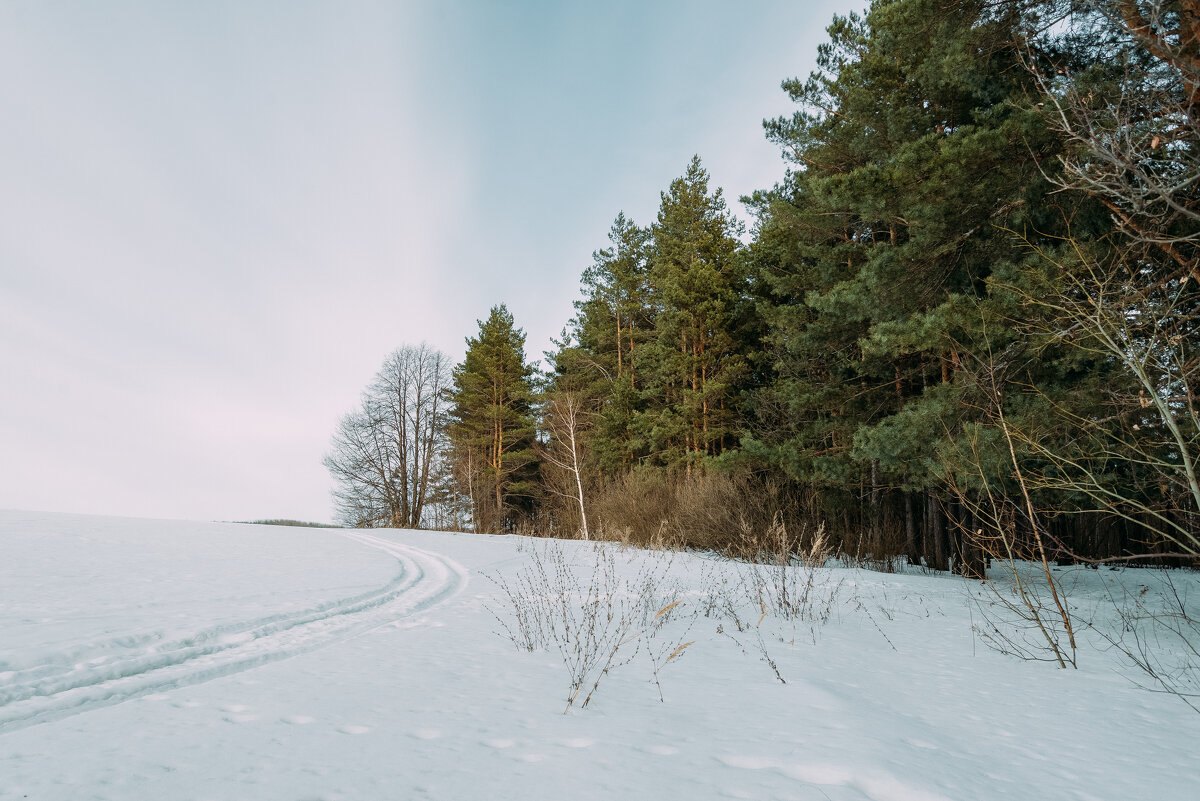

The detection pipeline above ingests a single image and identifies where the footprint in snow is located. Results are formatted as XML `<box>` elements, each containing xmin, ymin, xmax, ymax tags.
<box><xmin>339</xmin><ymin>725</ymin><xmax>372</xmax><ymax>735</ymax></box>
<box><xmin>645</xmin><ymin>745</ymin><xmax>679</xmax><ymax>756</ymax></box>
<box><xmin>483</xmin><ymin>739</ymin><xmax>515</xmax><ymax>749</ymax></box>
<box><xmin>903</xmin><ymin>739</ymin><xmax>937</xmax><ymax>750</ymax></box>
<box><xmin>561</xmin><ymin>738</ymin><xmax>595</xmax><ymax>749</ymax></box>
<box><xmin>413</xmin><ymin>729</ymin><xmax>441</xmax><ymax>740</ymax></box>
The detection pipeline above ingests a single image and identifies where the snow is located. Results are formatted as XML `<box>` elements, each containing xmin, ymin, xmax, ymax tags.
<box><xmin>1</xmin><ymin>509</ymin><xmax>1197</xmax><ymax>800</ymax></box>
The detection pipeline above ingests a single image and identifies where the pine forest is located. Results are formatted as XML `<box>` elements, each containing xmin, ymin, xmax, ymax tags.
<box><xmin>326</xmin><ymin>0</ymin><xmax>1200</xmax><ymax>577</ymax></box>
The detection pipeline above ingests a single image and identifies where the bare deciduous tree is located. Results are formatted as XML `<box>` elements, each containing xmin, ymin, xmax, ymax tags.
<box><xmin>1027</xmin><ymin>1</ymin><xmax>1200</xmax><ymax>285</ymax></box>
<box><xmin>1010</xmin><ymin>0</ymin><xmax>1200</xmax><ymax>556</ymax></box>
<box><xmin>540</xmin><ymin>391</ymin><xmax>593</xmax><ymax>540</ymax></box>
<box><xmin>324</xmin><ymin>344</ymin><xmax>452</xmax><ymax>528</ymax></box>
<box><xmin>1000</xmin><ymin>244</ymin><xmax>1200</xmax><ymax>557</ymax></box>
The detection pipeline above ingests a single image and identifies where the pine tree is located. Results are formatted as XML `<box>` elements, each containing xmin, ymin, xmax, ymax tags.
<box><xmin>576</xmin><ymin>212</ymin><xmax>653</xmax><ymax>390</ymax></box>
<box><xmin>551</xmin><ymin>214</ymin><xmax>655</xmax><ymax>475</ymax></box>
<box><xmin>746</xmin><ymin>0</ymin><xmax>1076</xmax><ymax>571</ymax></box>
<box><xmin>642</xmin><ymin>156</ymin><xmax>750</xmax><ymax>472</ymax></box>
<box><xmin>447</xmin><ymin>305</ymin><xmax>540</xmax><ymax>532</ymax></box>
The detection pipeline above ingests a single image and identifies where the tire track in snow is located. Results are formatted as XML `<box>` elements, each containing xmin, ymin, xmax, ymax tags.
<box><xmin>0</xmin><ymin>532</ymin><xmax>466</xmax><ymax>734</ymax></box>
<box><xmin>1</xmin><ymin>539</ymin><xmax>423</xmax><ymax>686</ymax></box>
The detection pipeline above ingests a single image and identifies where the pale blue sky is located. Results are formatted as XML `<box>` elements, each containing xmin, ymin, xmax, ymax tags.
<box><xmin>0</xmin><ymin>0</ymin><xmax>859</xmax><ymax>522</ymax></box>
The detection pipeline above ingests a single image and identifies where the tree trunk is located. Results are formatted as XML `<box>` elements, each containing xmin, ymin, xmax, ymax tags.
<box><xmin>870</xmin><ymin>459</ymin><xmax>881</xmax><ymax>555</ymax></box>
<box><xmin>956</xmin><ymin>500</ymin><xmax>987</xmax><ymax>579</ymax></box>
<box><xmin>905</xmin><ymin>490</ymin><xmax>918</xmax><ymax>564</ymax></box>
<box><xmin>929</xmin><ymin>494</ymin><xmax>948</xmax><ymax>571</ymax></box>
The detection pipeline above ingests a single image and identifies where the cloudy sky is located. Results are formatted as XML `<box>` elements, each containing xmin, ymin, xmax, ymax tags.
<box><xmin>1</xmin><ymin>0</ymin><xmax>857</xmax><ymax>523</ymax></box>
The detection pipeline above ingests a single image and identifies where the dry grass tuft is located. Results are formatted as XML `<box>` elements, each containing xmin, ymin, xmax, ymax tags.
<box><xmin>665</xmin><ymin>641</ymin><xmax>695</xmax><ymax>663</ymax></box>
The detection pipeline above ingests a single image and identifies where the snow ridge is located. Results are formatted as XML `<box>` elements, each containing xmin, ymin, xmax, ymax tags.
<box><xmin>0</xmin><ymin>531</ymin><xmax>466</xmax><ymax>733</ymax></box>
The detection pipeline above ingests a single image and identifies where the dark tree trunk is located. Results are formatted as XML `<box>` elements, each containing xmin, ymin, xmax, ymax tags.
<box><xmin>870</xmin><ymin>459</ymin><xmax>882</xmax><ymax>556</ymax></box>
<box><xmin>955</xmin><ymin>500</ymin><xmax>987</xmax><ymax>579</ymax></box>
<box><xmin>929</xmin><ymin>494</ymin><xmax>948</xmax><ymax>572</ymax></box>
<box><xmin>905</xmin><ymin>491</ymin><xmax>919</xmax><ymax>564</ymax></box>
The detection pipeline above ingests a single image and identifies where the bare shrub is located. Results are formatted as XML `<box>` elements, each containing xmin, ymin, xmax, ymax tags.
<box><xmin>967</xmin><ymin>560</ymin><xmax>1078</xmax><ymax>668</ymax></box>
<box><xmin>1094</xmin><ymin>571</ymin><xmax>1200</xmax><ymax>713</ymax></box>
<box><xmin>486</xmin><ymin>540</ymin><xmax>696</xmax><ymax>712</ymax></box>
<box><xmin>591</xmin><ymin>471</ymin><xmax>825</xmax><ymax>558</ymax></box>
<box><xmin>669</xmin><ymin>473</ymin><xmax>762</xmax><ymax>552</ymax></box>
<box><xmin>590</xmin><ymin>471</ymin><xmax>680</xmax><ymax>549</ymax></box>
<box><xmin>951</xmin><ymin>476</ymin><xmax>1079</xmax><ymax>669</ymax></box>
<box><xmin>491</xmin><ymin>509</ymin><xmax>853</xmax><ymax>699</ymax></box>
<box><xmin>938</xmin><ymin>344</ymin><xmax>1080</xmax><ymax>668</ymax></box>
<box><xmin>947</xmin><ymin>468</ymin><xmax>1078</xmax><ymax>667</ymax></box>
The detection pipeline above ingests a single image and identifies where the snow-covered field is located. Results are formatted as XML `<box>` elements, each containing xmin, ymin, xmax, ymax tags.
<box><xmin>1</xmin><ymin>510</ymin><xmax>1196</xmax><ymax>801</ymax></box>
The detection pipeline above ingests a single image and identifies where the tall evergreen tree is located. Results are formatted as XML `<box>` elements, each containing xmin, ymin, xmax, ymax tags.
<box><xmin>642</xmin><ymin>156</ymin><xmax>750</xmax><ymax>471</ymax></box>
<box><xmin>551</xmin><ymin>214</ymin><xmax>654</xmax><ymax>474</ymax></box>
<box><xmin>447</xmin><ymin>305</ymin><xmax>540</xmax><ymax>532</ymax></box>
<box><xmin>576</xmin><ymin>212</ymin><xmax>653</xmax><ymax>390</ymax></box>
<box><xmin>746</xmin><ymin>0</ymin><xmax>1079</xmax><ymax>570</ymax></box>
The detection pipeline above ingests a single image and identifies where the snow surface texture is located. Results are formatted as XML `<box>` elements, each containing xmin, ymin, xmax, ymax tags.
<box><xmin>1</xmin><ymin>510</ymin><xmax>1196</xmax><ymax>800</ymax></box>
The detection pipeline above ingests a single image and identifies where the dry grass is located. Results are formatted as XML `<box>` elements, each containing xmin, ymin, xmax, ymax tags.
<box><xmin>746</xmin><ymin>516</ymin><xmax>839</xmax><ymax>625</ymax></box>
<box><xmin>590</xmin><ymin>471</ymin><xmax>831</xmax><ymax>560</ymax></box>
<box><xmin>699</xmin><ymin>517</ymin><xmax>845</xmax><ymax>684</ymax></box>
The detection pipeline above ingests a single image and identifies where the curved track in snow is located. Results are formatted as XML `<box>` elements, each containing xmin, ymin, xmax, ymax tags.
<box><xmin>0</xmin><ymin>531</ymin><xmax>466</xmax><ymax>734</ymax></box>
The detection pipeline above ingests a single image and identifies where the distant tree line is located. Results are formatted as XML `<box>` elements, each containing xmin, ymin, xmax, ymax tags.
<box><xmin>326</xmin><ymin>0</ymin><xmax>1198</xmax><ymax>573</ymax></box>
